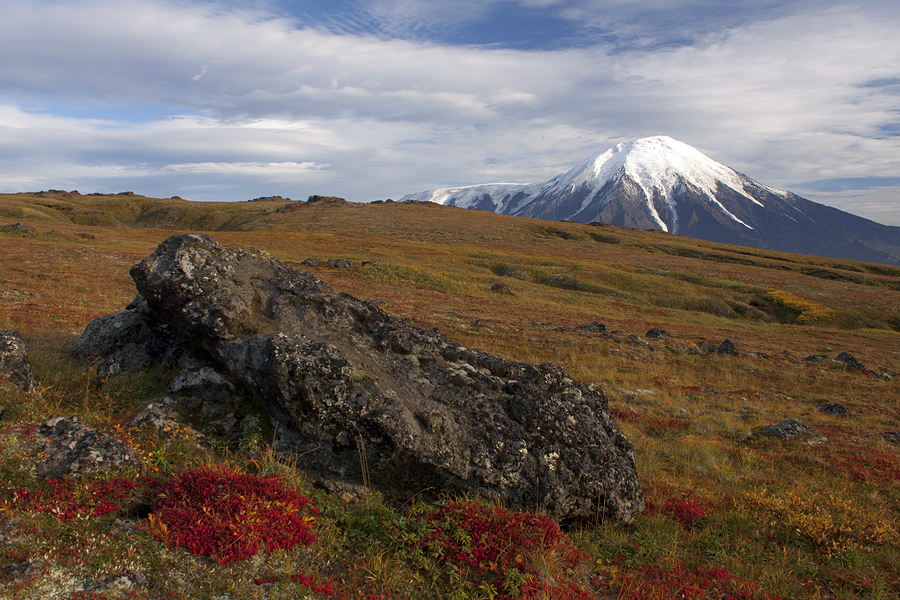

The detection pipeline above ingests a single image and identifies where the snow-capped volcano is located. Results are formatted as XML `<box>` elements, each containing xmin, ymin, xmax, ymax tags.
<box><xmin>400</xmin><ymin>136</ymin><xmax>900</xmax><ymax>265</ymax></box>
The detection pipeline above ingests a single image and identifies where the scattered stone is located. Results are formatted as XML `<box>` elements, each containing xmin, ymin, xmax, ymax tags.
<box><xmin>362</xmin><ymin>260</ymin><xmax>379</xmax><ymax>267</ymax></box>
<box><xmin>804</xmin><ymin>354</ymin><xmax>829</xmax><ymax>362</ymax></box>
<box><xmin>307</xmin><ymin>195</ymin><xmax>347</xmax><ymax>204</ymax></box>
<box><xmin>755</xmin><ymin>420</ymin><xmax>827</xmax><ymax>445</ymax></box>
<box><xmin>716</xmin><ymin>339</ymin><xmax>739</xmax><ymax>356</ymax></box>
<box><xmin>0</xmin><ymin>222</ymin><xmax>36</xmax><ymax>234</ymax></box>
<box><xmin>490</xmin><ymin>282</ymin><xmax>512</xmax><ymax>294</ymax></box>
<box><xmin>75</xmin><ymin>232</ymin><xmax>97</xmax><ymax>240</ymax></box>
<box><xmin>131</xmin><ymin>399</ymin><xmax>185</xmax><ymax>439</ymax></box>
<box><xmin>576</xmin><ymin>322</ymin><xmax>609</xmax><ymax>333</ymax></box>
<box><xmin>0</xmin><ymin>330</ymin><xmax>41</xmax><ymax>396</ymax></box>
<box><xmin>885</xmin><ymin>431</ymin><xmax>899</xmax><ymax>442</ymax></box>
<box><xmin>247</xmin><ymin>195</ymin><xmax>290</xmax><ymax>203</ymax></box>
<box><xmin>817</xmin><ymin>403</ymin><xmax>851</xmax><ymax>417</ymax></box>
<box><xmin>34</xmin><ymin>417</ymin><xmax>138</xmax><ymax>479</ymax></box>
<box><xmin>83</xmin><ymin>572</ymin><xmax>146</xmax><ymax>593</ymax></box>
<box><xmin>325</xmin><ymin>258</ymin><xmax>355</xmax><ymax>269</ymax></box>
<box><xmin>835</xmin><ymin>352</ymin><xmax>864</xmax><ymax>369</ymax></box>
<box><xmin>76</xmin><ymin>233</ymin><xmax>644</xmax><ymax>522</ymax></box>
<box><xmin>645</xmin><ymin>328</ymin><xmax>669</xmax><ymax>339</ymax></box>
<box><xmin>300</xmin><ymin>257</ymin><xmax>321</xmax><ymax>267</ymax></box>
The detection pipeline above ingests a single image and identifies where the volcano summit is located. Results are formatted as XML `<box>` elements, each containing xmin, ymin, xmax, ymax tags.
<box><xmin>401</xmin><ymin>136</ymin><xmax>900</xmax><ymax>265</ymax></box>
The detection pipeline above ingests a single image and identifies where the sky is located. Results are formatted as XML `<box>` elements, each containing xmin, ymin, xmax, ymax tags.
<box><xmin>1</xmin><ymin>0</ymin><xmax>899</xmax><ymax>225</ymax></box>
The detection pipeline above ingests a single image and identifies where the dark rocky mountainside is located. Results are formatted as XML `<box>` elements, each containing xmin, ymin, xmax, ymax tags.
<box><xmin>73</xmin><ymin>234</ymin><xmax>644</xmax><ymax>523</ymax></box>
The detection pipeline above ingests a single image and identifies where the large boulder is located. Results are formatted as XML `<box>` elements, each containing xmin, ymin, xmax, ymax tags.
<box><xmin>77</xmin><ymin>234</ymin><xmax>644</xmax><ymax>522</ymax></box>
<box><xmin>0</xmin><ymin>330</ymin><xmax>40</xmax><ymax>396</ymax></box>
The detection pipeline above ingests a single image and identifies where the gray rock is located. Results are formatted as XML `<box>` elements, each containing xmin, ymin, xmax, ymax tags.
<box><xmin>0</xmin><ymin>330</ymin><xmax>40</xmax><ymax>396</ymax></box>
<box><xmin>131</xmin><ymin>399</ymin><xmax>185</xmax><ymax>439</ymax></box>
<box><xmin>756</xmin><ymin>420</ymin><xmax>827</xmax><ymax>445</ymax></box>
<box><xmin>716</xmin><ymin>339</ymin><xmax>739</xmax><ymax>356</ymax></box>
<box><xmin>645</xmin><ymin>328</ymin><xmax>669</xmax><ymax>339</ymax></box>
<box><xmin>115</xmin><ymin>233</ymin><xmax>644</xmax><ymax>522</ymax></box>
<box><xmin>804</xmin><ymin>354</ymin><xmax>830</xmax><ymax>363</ymax></box>
<box><xmin>35</xmin><ymin>416</ymin><xmax>138</xmax><ymax>479</ymax></box>
<box><xmin>70</xmin><ymin>309</ymin><xmax>147</xmax><ymax>360</ymax></box>
<box><xmin>325</xmin><ymin>258</ymin><xmax>355</xmax><ymax>269</ymax></box>
<box><xmin>835</xmin><ymin>352</ymin><xmax>864</xmax><ymax>369</ymax></box>
<box><xmin>96</xmin><ymin>342</ymin><xmax>153</xmax><ymax>384</ymax></box>
<box><xmin>0</xmin><ymin>222</ymin><xmax>36</xmax><ymax>234</ymax></box>
<box><xmin>576</xmin><ymin>322</ymin><xmax>608</xmax><ymax>333</ymax></box>
<box><xmin>818</xmin><ymin>403</ymin><xmax>851</xmax><ymax>417</ymax></box>
<box><xmin>168</xmin><ymin>367</ymin><xmax>244</xmax><ymax>438</ymax></box>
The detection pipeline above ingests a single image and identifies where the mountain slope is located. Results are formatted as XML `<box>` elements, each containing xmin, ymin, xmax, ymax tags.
<box><xmin>400</xmin><ymin>136</ymin><xmax>900</xmax><ymax>265</ymax></box>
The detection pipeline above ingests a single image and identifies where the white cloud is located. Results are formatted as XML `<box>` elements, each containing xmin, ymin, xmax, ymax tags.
<box><xmin>0</xmin><ymin>0</ymin><xmax>898</xmax><ymax>224</ymax></box>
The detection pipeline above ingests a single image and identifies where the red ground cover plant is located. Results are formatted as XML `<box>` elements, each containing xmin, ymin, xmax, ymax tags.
<box><xmin>10</xmin><ymin>476</ymin><xmax>153</xmax><ymax>521</ymax></box>
<box><xmin>595</xmin><ymin>560</ymin><xmax>784</xmax><ymax>600</ymax></box>
<box><xmin>421</xmin><ymin>500</ymin><xmax>594</xmax><ymax>600</ymax></box>
<box><xmin>148</xmin><ymin>466</ymin><xmax>318</xmax><ymax>565</ymax></box>
<box><xmin>253</xmin><ymin>572</ymin><xmax>336</xmax><ymax>596</ymax></box>
<box><xmin>642</xmin><ymin>481</ymin><xmax>712</xmax><ymax>529</ymax></box>
<box><xmin>253</xmin><ymin>570</ymin><xmax>397</xmax><ymax>599</ymax></box>
<box><xmin>609</xmin><ymin>407</ymin><xmax>689</xmax><ymax>434</ymax></box>
<box><xmin>800</xmin><ymin>432</ymin><xmax>900</xmax><ymax>485</ymax></box>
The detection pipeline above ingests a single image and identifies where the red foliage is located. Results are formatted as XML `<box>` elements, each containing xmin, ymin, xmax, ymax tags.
<box><xmin>253</xmin><ymin>572</ymin><xmax>336</xmax><ymax>596</ymax></box>
<box><xmin>646</xmin><ymin>417</ymin><xmax>690</xmax><ymax>433</ymax></box>
<box><xmin>422</xmin><ymin>501</ymin><xmax>593</xmax><ymax>600</ymax></box>
<box><xmin>596</xmin><ymin>561</ymin><xmax>783</xmax><ymax>600</ymax></box>
<box><xmin>611</xmin><ymin>407</ymin><xmax>641</xmax><ymax>422</ymax></box>
<box><xmin>609</xmin><ymin>408</ymin><xmax>690</xmax><ymax>434</ymax></box>
<box><xmin>149</xmin><ymin>466</ymin><xmax>318</xmax><ymax>565</ymax></box>
<box><xmin>792</xmin><ymin>435</ymin><xmax>900</xmax><ymax>485</ymax></box>
<box><xmin>642</xmin><ymin>481</ymin><xmax>711</xmax><ymax>529</ymax></box>
<box><xmin>10</xmin><ymin>476</ymin><xmax>152</xmax><ymax>521</ymax></box>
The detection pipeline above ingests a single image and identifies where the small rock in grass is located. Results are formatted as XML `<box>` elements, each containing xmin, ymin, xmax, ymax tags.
<box><xmin>818</xmin><ymin>403</ymin><xmax>851</xmax><ymax>417</ymax></box>
<box><xmin>804</xmin><ymin>354</ymin><xmax>830</xmax><ymax>363</ymax></box>
<box><xmin>755</xmin><ymin>420</ymin><xmax>827</xmax><ymax>445</ymax></box>
<box><xmin>35</xmin><ymin>416</ymin><xmax>138</xmax><ymax>479</ymax></box>
<box><xmin>645</xmin><ymin>328</ymin><xmax>669</xmax><ymax>339</ymax></box>
<box><xmin>716</xmin><ymin>339</ymin><xmax>739</xmax><ymax>356</ymax></box>
<box><xmin>835</xmin><ymin>352</ymin><xmax>864</xmax><ymax>369</ymax></box>
<box><xmin>325</xmin><ymin>258</ymin><xmax>355</xmax><ymax>269</ymax></box>
<box><xmin>576</xmin><ymin>321</ymin><xmax>608</xmax><ymax>333</ymax></box>
<box><xmin>490</xmin><ymin>282</ymin><xmax>512</xmax><ymax>294</ymax></box>
<box><xmin>0</xmin><ymin>330</ymin><xmax>41</xmax><ymax>396</ymax></box>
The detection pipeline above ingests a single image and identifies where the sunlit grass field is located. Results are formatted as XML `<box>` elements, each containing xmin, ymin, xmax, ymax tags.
<box><xmin>1</xmin><ymin>191</ymin><xmax>898</xmax><ymax>599</ymax></box>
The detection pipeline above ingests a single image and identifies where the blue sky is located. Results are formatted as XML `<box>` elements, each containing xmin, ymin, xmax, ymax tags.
<box><xmin>1</xmin><ymin>0</ymin><xmax>899</xmax><ymax>224</ymax></box>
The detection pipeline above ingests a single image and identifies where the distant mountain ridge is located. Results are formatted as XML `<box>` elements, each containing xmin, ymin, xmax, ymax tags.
<box><xmin>400</xmin><ymin>136</ymin><xmax>900</xmax><ymax>265</ymax></box>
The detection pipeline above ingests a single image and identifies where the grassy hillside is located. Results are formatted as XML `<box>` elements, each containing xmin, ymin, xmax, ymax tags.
<box><xmin>1</xmin><ymin>191</ymin><xmax>898</xmax><ymax>599</ymax></box>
